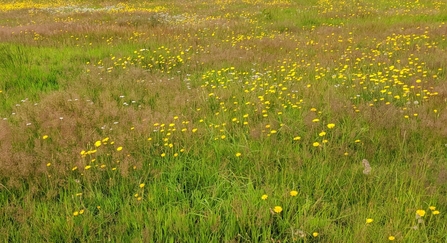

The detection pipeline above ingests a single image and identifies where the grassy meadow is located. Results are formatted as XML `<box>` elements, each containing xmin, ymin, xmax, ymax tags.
<box><xmin>1</xmin><ymin>0</ymin><xmax>447</xmax><ymax>241</ymax></box>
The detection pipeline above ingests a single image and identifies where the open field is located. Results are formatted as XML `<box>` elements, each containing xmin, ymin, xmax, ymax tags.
<box><xmin>1</xmin><ymin>0</ymin><xmax>447</xmax><ymax>242</ymax></box>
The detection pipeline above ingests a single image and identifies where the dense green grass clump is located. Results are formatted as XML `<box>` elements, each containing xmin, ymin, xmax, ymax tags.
<box><xmin>1</xmin><ymin>0</ymin><xmax>447</xmax><ymax>242</ymax></box>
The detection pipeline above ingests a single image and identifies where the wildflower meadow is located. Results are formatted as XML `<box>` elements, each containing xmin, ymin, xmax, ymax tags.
<box><xmin>0</xmin><ymin>0</ymin><xmax>446</xmax><ymax>242</ymax></box>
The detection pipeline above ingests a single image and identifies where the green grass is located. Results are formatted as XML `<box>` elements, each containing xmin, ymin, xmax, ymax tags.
<box><xmin>1</xmin><ymin>0</ymin><xmax>447</xmax><ymax>242</ymax></box>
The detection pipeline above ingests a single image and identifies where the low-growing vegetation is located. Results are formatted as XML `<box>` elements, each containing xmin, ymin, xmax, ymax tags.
<box><xmin>1</xmin><ymin>0</ymin><xmax>446</xmax><ymax>242</ymax></box>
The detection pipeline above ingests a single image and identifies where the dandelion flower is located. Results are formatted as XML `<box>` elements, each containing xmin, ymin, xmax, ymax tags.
<box><xmin>416</xmin><ymin>210</ymin><xmax>426</xmax><ymax>217</ymax></box>
<box><xmin>312</xmin><ymin>118</ymin><xmax>320</xmax><ymax>123</ymax></box>
<box><xmin>46</xmin><ymin>163</ymin><xmax>51</xmax><ymax>167</ymax></box>
<box><xmin>73</xmin><ymin>211</ymin><xmax>79</xmax><ymax>216</ymax></box>
<box><xmin>261</xmin><ymin>194</ymin><xmax>268</xmax><ymax>200</ymax></box>
<box><xmin>290</xmin><ymin>190</ymin><xmax>298</xmax><ymax>196</ymax></box>
<box><xmin>327</xmin><ymin>123</ymin><xmax>335</xmax><ymax>129</ymax></box>
<box><xmin>161</xmin><ymin>153</ymin><xmax>166</xmax><ymax>157</ymax></box>
<box><xmin>366</xmin><ymin>218</ymin><xmax>373</xmax><ymax>224</ymax></box>
<box><xmin>42</xmin><ymin>135</ymin><xmax>49</xmax><ymax>139</ymax></box>
<box><xmin>116</xmin><ymin>146</ymin><xmax>123</xmax><ymax>151</ymax></box>
<box><xmin>139</xmin><ymin>183</ymin><xmax>145</xmax><ymax>188</ymax></box>
<box><xmin>94</xmin><ymin>140</ymin><xmax>101</xmax><ymax>147</ymax></box>
<box><xmin>79</xmin><ymin>209</ymin><xmax>84</xmax><ymax>215</ymax></box>
<box><xmin>312</xmin><ymin>142</ymin><xmax>320</xmax><ymax>147</ymax></box>
<box><xmin>312</xmin><ymin>232</ymin><xmax>319</xmax><ymax>237</ymax></box>
<box><xmin>273</xmin><ymin>206</ymin><xmax>283</xmax><ymax>213</ymax></box>
<box><xmin>235</xmin><ymin>152</ymin><xmax>242</xmax><ymax>157</ymax></box>
<box><xmin>429</xmin><ymin>206</ymin><xmax>436</xmax><ymax>211</ymax></box>
<box><xmin>319</xmin><ymin>131</ymin><xmax>326</xmax><ymax>136</ymax></box>
<box><xmin>85</xmin><ymin>165</ymin><xmax>91</xmax><ymax>170</ymax></box>
<box><xmin>432</xmin><ymin>210</ymin><xmax>440</xmax><ymax>215</ymax></box>
<box><xmin>293</xmin><ymin>136</ymin><xmax>301</xmax><ymax>141</ymax></box>
<box><xmin>388</xmin><ymin>236</ymin><xmax>395</xmax><ymax>241</ymax></box>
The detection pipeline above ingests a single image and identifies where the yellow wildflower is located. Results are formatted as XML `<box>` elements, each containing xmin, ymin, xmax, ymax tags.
<box><xmin>94</xmin><ymin>140</ymin><xmax>101</xmax><ymax>147</ymax></box>
<box><xmin>273</xmin><ymin>206</ymin><xmax>283</xmax><ymax>213</ymax></box>
<box><xmin>416</xmin><ymin>210</ymin><xmax>426</xmax><ymax>217</ymax></box>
